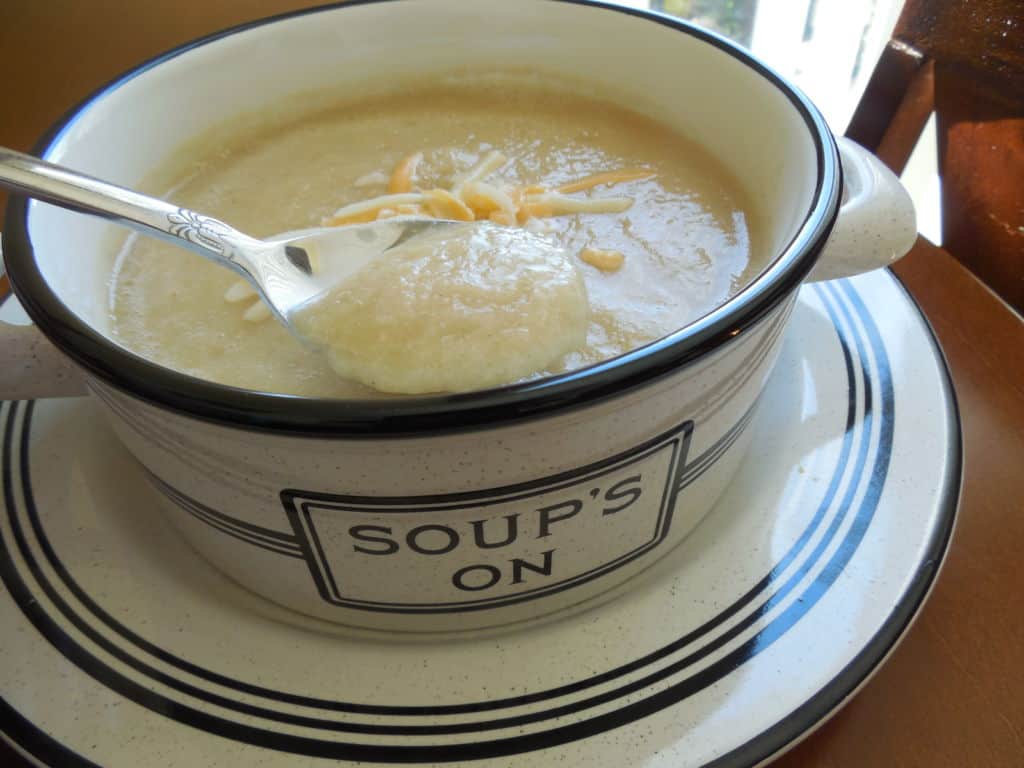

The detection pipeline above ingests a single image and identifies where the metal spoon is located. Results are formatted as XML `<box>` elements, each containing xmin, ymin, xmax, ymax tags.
<box><xmin>0</xmin><ymin>146</ymin><xmax>459</xmax><ymax>328</ymax></box>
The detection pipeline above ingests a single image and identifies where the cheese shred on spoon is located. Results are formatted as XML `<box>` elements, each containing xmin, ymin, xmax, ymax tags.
<box><xmin>321</xmin><ymin>151</ymin><xmax>652</xmax><ymax>233</ymax></box>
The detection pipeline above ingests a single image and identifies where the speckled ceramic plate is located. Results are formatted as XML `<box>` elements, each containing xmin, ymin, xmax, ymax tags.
<box><xmin>0</xmin><ymin>271</ymin><xmax>959</xmax><ymax>768</ymax></box>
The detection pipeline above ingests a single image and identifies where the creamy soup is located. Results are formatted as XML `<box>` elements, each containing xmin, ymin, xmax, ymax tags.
<box><xmin>113</xmin><ymin>79</ymin><xmax>761</xmax><ymax>397</ymax></box>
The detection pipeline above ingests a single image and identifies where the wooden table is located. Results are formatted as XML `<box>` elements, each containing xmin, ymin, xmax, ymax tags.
<box><xmin>2</xmin><ymin>3</ymin><xmax>1022</xmax><ymax>766</ymax></box>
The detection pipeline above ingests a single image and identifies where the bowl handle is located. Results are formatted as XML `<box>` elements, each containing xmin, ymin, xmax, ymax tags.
<box><xmin>806</xmin><ymin>137</ymin><xmax>918</xmax><ymax>283</ymax></box>
<box><xmin>0</xmin><ymin>241</ymin><xmax>88</xmax><ymax>399</ymax></box>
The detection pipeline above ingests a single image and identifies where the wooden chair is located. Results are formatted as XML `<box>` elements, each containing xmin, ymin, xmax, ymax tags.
<box><xmin>845</xmin><ymin>0</ymin><xmax>1024</xmax><ymax>313</ymax></box>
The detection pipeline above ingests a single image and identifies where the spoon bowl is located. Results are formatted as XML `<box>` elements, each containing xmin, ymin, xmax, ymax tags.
<box><xmin>226</xmin><ymin>217</ymin><xmax>467</xmax><ymax>325</ymax></box>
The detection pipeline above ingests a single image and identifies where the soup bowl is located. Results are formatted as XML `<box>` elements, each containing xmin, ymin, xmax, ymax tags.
<box><xmin>1</xmin><ymin>0</ymin><xmax>915</xmax><ymax>632</ymax></box>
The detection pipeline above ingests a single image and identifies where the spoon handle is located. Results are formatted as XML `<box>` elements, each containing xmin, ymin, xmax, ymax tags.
<box><xmin>0</xmin><ymin>146</ymin><xmax>260</xmax><ymax>272</ymax></box>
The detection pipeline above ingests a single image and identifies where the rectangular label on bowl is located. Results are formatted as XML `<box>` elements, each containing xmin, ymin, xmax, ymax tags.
<box><xmin>281</xmin><ymin>420</ymin><xmax>692</xmax><ymax>613</ymax></box>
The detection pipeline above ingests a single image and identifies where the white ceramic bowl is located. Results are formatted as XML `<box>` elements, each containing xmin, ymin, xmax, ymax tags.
<box><xmin>1</xmin><ymin>0</ymin><xmax>915</xmax><ymax>632</ymax></box>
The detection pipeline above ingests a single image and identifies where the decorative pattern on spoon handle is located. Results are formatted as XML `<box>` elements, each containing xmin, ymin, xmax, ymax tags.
<box><xmin>166</xmin><ymin>208</ymin><xmax>236</xmax><ymax>258</ymax></box>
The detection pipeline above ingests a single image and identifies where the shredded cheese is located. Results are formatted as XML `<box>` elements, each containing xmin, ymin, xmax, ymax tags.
<box><xmin>329</xmin><ymin>153</ymin><xmax>640</xmax><ymax>228</ymax></box>
<box><xmin>525</xmin><ymin>193</ymin><xmax>634</xmax><ymax>215</ymax></box>
<box><xmin>451</xmin><ymin>150</ymin><xmax>507</xmax><ymax>195</ymax></box>
<box><xmin>323</xmin><ymin>193</ymin><xmax>428</xmax><ymax>226</ymax></box>
<box><xmin>516</xmin><ymin>200</ymin><xmax>553</xmax><ymax>223</ymax></box>
<box><xmin>524</xmin><ymin>217</ymin><xmax>554</xmax><ymax>235</ymax></box>
<box><xmin>243</xmin><ymin>300</ymin><xmax>272</xmax><ymax>323</ymax></box>
<box><xmin>461</xmin><ymin>181</ymin><xmax>517</xmax><ymax>221</ymax></box>
<box><xmin>224</xmin><ymin>279</ymin><xmax>257</xmax><ymax>303</ymax></box>
<box><xmin>556</xmin><ymin>169</ymin><xmax>654</xmax><ymax>194</ymax></box>
<box><xmin>354</xmin><ymin>169</ymin><xmax>390</xmax><ymax>187</ymax></box>
<box><xmin>579</xmin><ymin>247</ymin><xmax>625</xmax><ymax>273</ymax></box>
<box><xmin>388</xmin><ymin>152</ymin><xmax>423</xmax><ymax>194</ymax></box>
<box><xmin>228</xmin><ymin>151</ymin><xmax>643</xmax><ymax>319</ymax></box>
<box><xmin>488</xmin><ymin>211</ymin><xmax>517</xmax><ymax>227</ymax></box>
<box><xmin>423</xmin><ymin>189</ymin><xmax>475</xmax><ymax>221</ymax></box>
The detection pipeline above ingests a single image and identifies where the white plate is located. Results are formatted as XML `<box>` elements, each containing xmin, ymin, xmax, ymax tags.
<box><xmin>0</xmin><ymin>271</ymin><xmax>959</xmax><ymax>767</ymax></box>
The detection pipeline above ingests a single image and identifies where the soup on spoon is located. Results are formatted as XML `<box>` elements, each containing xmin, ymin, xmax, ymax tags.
<box><xmin>293</xmin><ymin>221</ymin><xmax>589</xmax><ymax>394</ymax></box>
